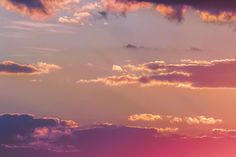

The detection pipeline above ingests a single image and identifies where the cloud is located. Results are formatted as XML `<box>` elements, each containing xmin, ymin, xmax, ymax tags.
<box><xmin>128</xmin><ymin>114</ymin><xmax>222</xmax><ymax>125</ymax></box>
<box><xmin>189</xmin><ymin>47</ymin><xmax>203</xmax><ymax>52</ymax></box>
<box><xmin>100</xmin><ymin>0</ymin><xmax>236</xmax><ymax>23</ymax></box>
<box><xmin>77</xmin><ymin>75</ymin><xmax>139</xmax><ymax>86</ymax></box>
<box><xmin>58</xmin><ymin>2</ymin><xmax>99</xmax><ymax>25</ymax></box>
<box><xmin>0</xmin><ymin>0</ymin><xmax>80</xmax><ymax>20</ymax></box>
<box><xmin>124</xmin><ymin>44</ymin><xmax>138</xmax><ymax>49</ymax></box>
<box><xmin>78</xmin><ymin>59</ymin><xmax>236</xmax><ymax>89</ymax></box>
<box><xmin>0</xmin><ymin>114</ymin><xmax>78</xmax><ymax>145</ymax></box>
<box><xmin>128</xmin><ymin>114</ymin><xmax>162</xmax><ymax>121</ymax></box>
<box><xmin>185</xmin><ymin>116</ymin><xmax>222</xmax><ymax>125</ymax></box>
<box><xmin>0</xmin><ymin>113</ymin><xmax>235</xmax><ymax>157</ymax></box>
<box><xmin>5</xmin><ymin>21</ymin><xmax>74</xmax><ymax>33</ymax></box>
<box><xmin>0</xmin><ymin>61</ymin><xmax>61</xmax><ymax>75</ymax></box>
<box><xmin>112</xmin><ymin>65</ymin><xmax>124</xmax><ymax>72</ymax></box>
<box><xmin>1</xmin><ymin>0</ymin><xmax>235</xmax><ymax>24</ymax></box>
<box><xmin>211</xmin><ymin>128</ymin><xmax>236</xmax><ymax>137</ymax></box>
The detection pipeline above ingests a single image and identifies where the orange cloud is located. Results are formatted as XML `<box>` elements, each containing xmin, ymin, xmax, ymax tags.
<box><xmin>100</xmin><ymin>0</ymin><xmax>152</xmax><ymax>13</ymax></box>
<box><xmin>128</xmin><ymin>114</ymin><xmax>162</xmax><ymax>122</ymax></box>
<box><xmin>0</xmin><ymin>0</ymin><xmax>80</xmax><ymax>20</ymax></box>
<box><xmin>185</xmin><ymin>116</ymin><xmax>222</xmax><ymax>125</ymax></box>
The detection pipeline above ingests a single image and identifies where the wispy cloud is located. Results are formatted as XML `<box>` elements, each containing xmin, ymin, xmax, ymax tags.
<box><xmin>4</xmin><ymin>21</ymin><xmax>74</xmax><ymax>33</ymax></box>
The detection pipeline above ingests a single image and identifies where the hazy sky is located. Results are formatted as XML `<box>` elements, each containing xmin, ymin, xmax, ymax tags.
<box><xmin>0</xmin><ymin>1</ymin><xmax>236</xmax><ymax>156</ymax></box>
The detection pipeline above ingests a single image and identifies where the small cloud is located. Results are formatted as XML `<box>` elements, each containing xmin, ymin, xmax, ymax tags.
<box><xmin>185</xmin><ymin>116</ymin><xmax>222</xmax><ymax>125</ymax></box>
<box><xmin>0</xmin><ymin>61</ymin><xmax>61</xmax><ymax>75</ymax></box>
<box><xmin>112</xmin><ymin>65</ymin><xmax>123</xmax><ymax>72</ymax></box>
<box><xmin>189</xmin><ymin>47</ymin><xmax>203</xmax><ymax>52</ymax></box>
<box><xmin>128</xmin><ymin>114</ymin><xmax>162</xmax><ymax>122</ymax></box>
<box><xmin>124</xmin><ymin>44</ymin><xmax>138</xmax><ymax>49</ymax></box>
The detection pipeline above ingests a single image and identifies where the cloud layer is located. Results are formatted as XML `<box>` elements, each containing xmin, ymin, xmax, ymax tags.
<box><xmin>0</xmin><ymin>61</ymin><xmax>60</xmax><ymax>75</ymax></box>
<box><xmin>1</xmin><ymin>0</ymin><xmax>236</xmax><ymax>24</ymax></box>
<box><xmin>0</xmin><ymin>0</ymin><xmax>79</xmax><ymax>20</ymax></box>
<box><xmin>78</xmin><ymin>59</ymin><xmax>236</xmax><ymax>89</ymax></box>
<box><xmin>0</xmin><ymin>113</ymin><xmax>236</xmax><ymax>157</ymax></box>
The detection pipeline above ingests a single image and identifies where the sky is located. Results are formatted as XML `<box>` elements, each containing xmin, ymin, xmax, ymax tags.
<box><xmin>0</xmin><ymin>0</ymin><xmax>236</xmax><ymax>156</ymax></box>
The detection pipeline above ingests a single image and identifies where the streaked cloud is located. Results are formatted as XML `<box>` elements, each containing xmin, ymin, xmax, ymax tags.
<box><xmin>78</xmin><ymin>59</ymin><xmax>236</xmax><ymax>89</ymax></box>
<box><xmin>128</xmin><ymin>114</ymin><xmax>222</xmax><ymax>125</ymax></box>
<box><xmin>0</xmin><ymin>61</ymin><xmax>61</xmax><ymax>75</ymax></box>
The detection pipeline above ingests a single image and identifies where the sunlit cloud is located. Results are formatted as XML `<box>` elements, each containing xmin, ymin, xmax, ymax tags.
<box><xmin>128</xmin><ymin>114</ymin><xmax>162</xmax><ymax>122</ymax></box>
<box><xmin>128</xmin><ymin>114</ymin><xmax>222</xmax><ymax>126</ymax></box>
<box><xmin>78</xmin><ymin>59</ymin><xmax>236</xmax><ymax>89</ymax></box>
<box><xmin>0</xmin><ymin>61</ymin><xmax>61</xmax><ymax>75</ymax></box>
<box><xmin>0</xmin><ymin>113</ymin><xmax>235</xmax><ymax>157</ymax></box>
<box><xmin>1</xmin><ymin>0</ymin><xmax>235</xmax><ymax>24</ymax></box>
<box><xmin>185</xmin><ymin>116</ymin><xmax>222</xmax><ymax>125</ymax></box>
<box><xmin>112</xmin><ymin>65</ymin><xmax>124</xmax><ymax>72</ymax></box>
<box><xmin>0</xmin><ymin>0</ymin><xmax>80</xmax><ymax>20</ymax></box>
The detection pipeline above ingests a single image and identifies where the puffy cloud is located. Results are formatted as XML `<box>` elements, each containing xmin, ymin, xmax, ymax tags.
<box><xmin>128</xmin><ymin>113</ymin><xmax>162</xmax><ymax>121</ymax></box>
<box><xmin>100</xmin><ymin>0</ymin><xmax>152</xmax><ymax>13</ymax></box>
<box><xmin>0</xmin><ymin>0</ymin><xmax>80</xmax><ymax>20</ymax></box>
<box><xmin>0</xmin><ymin>113</ymin><xmax>235</xmax><ymax>157</ymax></box>
<box><xmin>1</xmin><ymin>0</ymin><xmax>235</xmax><ymax>24</ymax></box>
<box><xmin>112</xmin><ymin>65</ymin><xmax>124</xmax><ymax>72</ymax></box>
<box><xmin>185</xmin><ymin>116</ymin><xmax>222</xmax><ymax>125</ymax></box>
<box><xmin>128</xmin><ymin>114</ymin><xmax>222</xmax><ymax>125</ymax></box>
<box><xmin>0</xmin><ymin>113</ymin><xmax>78</xmax><ymax>145</ymax></box>
<box><xmin>78</xmin><ymin>59</ymin><xmax>236</xmax><ymax>89</ymax></box>
<box><xmin>58</xmin><ymin>2</ymin><xmax>99</xmax><ymax>25</ymax></box>
<box><xmin>167</xmin><ymin>116</ymin><xmax>183</xmax><ymax>123</ymax></box>
<box><xmin>0</xmin><ymin>61</ymin><xmax>60</xmax><ymax>75</ymax></box>
<box><xmin>100</xmin><ymin>0</ymin><xmax>236</xmax><ymax>23</ymax></box>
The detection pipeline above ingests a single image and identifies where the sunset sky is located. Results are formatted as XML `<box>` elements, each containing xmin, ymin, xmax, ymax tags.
<box><xmin>0</xmin><ymin>0</ymin><xmax>236</xmax><ymax>157</ymax></box>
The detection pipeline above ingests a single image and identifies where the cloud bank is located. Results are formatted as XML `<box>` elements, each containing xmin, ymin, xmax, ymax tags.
<box><xmin>0</xmin><ymin>113</ymin><xmax>236</xmax><ymax>157</ymax></box>
<box><xmin>1</xmin><ymin>0</ymin><xmax>236</xmax><ymax>24</ymax></box>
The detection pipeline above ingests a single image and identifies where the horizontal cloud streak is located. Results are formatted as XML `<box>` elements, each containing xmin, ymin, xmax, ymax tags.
<box><xmin>78</xmin><ymin>59</ymin><xmax>236</xmax><ymax>89</ymax></box>
<box><xmin>128</xmin><ymin>114</ymin><xmax>222</xmax><ymax>125</ymax></box>
<box><xmin>0</xmin><ymin>61</ymin><xmax>60</xmax><ymax>75</ymax></box>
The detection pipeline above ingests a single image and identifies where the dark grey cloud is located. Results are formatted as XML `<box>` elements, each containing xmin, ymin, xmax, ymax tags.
<box><xmin>0</xmin><ymin>113</ymin><xmax>236</xmax><ymax>157</ymax></box>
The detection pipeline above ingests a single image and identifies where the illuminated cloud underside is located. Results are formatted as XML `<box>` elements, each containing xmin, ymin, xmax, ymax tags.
<box><xmin>0</xmin><ymin>0</ymin><xmax>235</xmax><ymax>23</ymax></box>
<box><xmin>78</xmin><ymin>59</ymin><xmax>236</xmax><ymax>89</ymax></box>
<box><xmin>0</xmin><ymin>61</ymin><xmax>61</xmax><ymax>75</ymax></box>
